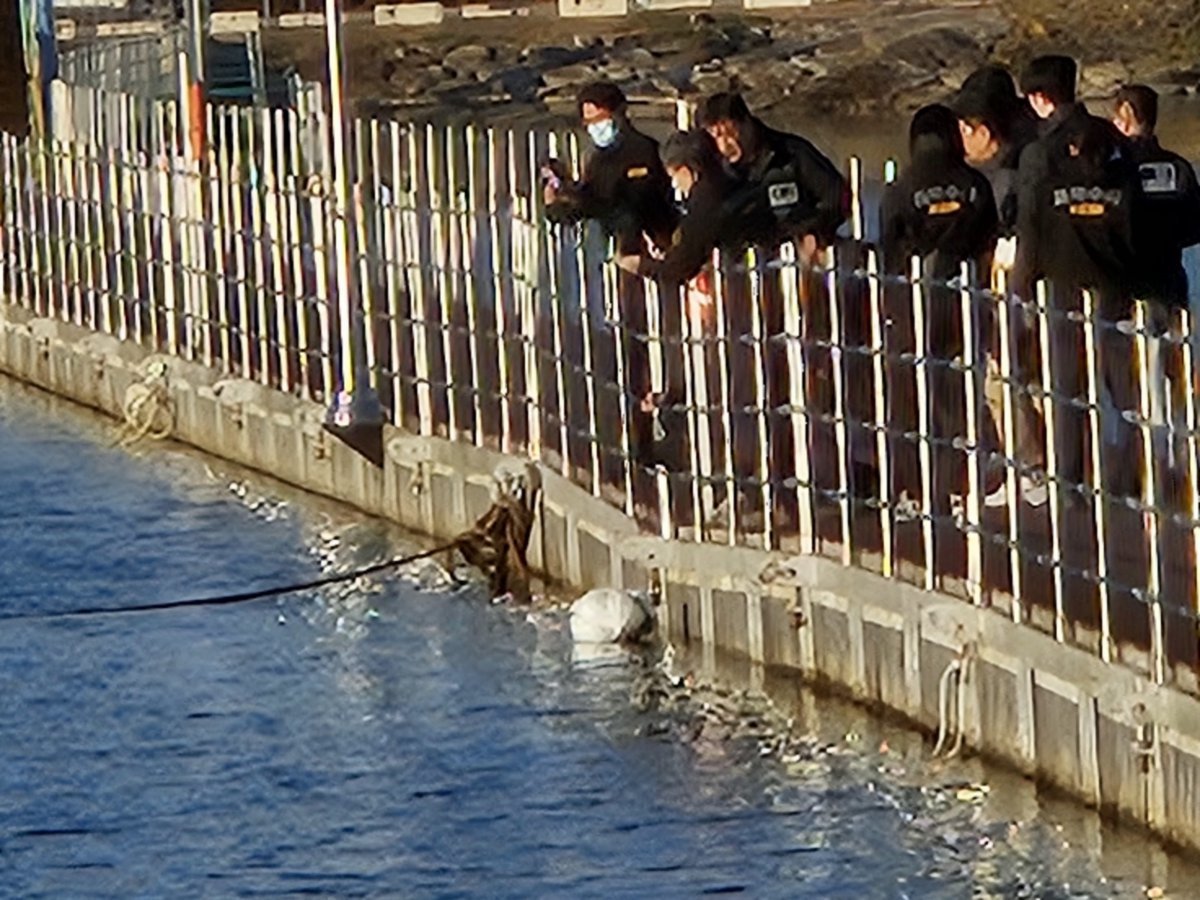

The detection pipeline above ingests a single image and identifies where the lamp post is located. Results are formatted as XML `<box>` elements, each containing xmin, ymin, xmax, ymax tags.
<box><xmin>321</xmin><ymin>0</ymin><xmax>384</xmax><ymax>465</ymax></box>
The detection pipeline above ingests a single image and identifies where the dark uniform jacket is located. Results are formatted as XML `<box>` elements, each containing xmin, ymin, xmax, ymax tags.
<box><xmin>545</xmin><ymin>123</ymin><xmax>678</xmax><ymax>255</ymax></box>
<box><xmin>1013</xmin><ymin>102</ymin><xmax>1126</xmax><ymax>294</ymax></box>
<box><xmin>881</xmin><ymin>140</ymin><xmax>999</xmax><ymax>280</ymax></box>
<box><xmin>1128</xmin><ymin>135</ymin><xmax>1200</xmax><ymax>308</ymax></box>
<box><xmin>728</xmin><ymin>118</ymin><xmax>847</xmax><ymax>247</ymax></box>
<box><xmin>1028</xmin><ymin>147</ymin><xmax>1141</xmax><ymax>317</ymax></box>
<box><xmin>636</xmin><ymin>170</ymin><xmax>775</xmax><ymax>286</ymax></box>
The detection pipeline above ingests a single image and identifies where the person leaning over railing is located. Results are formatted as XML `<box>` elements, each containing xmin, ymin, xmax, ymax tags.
<box><xmin>692</xmin><ymin>92</ymin><xmax>849</xmax><ymax>532</ymax></box>
<box><xmin>614</xmin><ymin>129</ymin><xmax>776</xmax><ymax>478</ymax></box>
<box><xmin>880</xmin><ymin>104</ymin><xmax>1000</xmax><ymax>522</ymax></box>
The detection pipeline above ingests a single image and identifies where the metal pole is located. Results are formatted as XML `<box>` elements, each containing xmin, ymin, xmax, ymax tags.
<box><xmin>321</xmin><ymin>0</ymin><xmax>383</xmax><ymax>463</ymax></box>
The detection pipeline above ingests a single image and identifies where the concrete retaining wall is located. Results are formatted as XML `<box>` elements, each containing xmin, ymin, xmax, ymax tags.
<box><xmin>3</xmin><ymin>299</ymin><xmax>1200</xmax><ymax>851</ymax></box>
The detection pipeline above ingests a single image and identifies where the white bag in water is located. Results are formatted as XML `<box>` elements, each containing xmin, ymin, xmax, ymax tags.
<box><xmin>569</xmin><ymin>588</ymin><xmax>655</xmax><ymax>644</ymax></box>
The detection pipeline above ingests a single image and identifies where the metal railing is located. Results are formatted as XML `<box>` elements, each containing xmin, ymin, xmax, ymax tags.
<box><xmin>4</xmin><ymin>77</ymin><xmax>1200</xmax><ymax>695</ymax></box>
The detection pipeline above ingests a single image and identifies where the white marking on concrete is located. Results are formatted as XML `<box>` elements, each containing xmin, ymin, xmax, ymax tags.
<box><xmin>374</xmin><ymin>2</ymin><xmax>445</xmax><ymax>26</ymax></box>
<box><xmin>558</xmin><ymin>0</ymin><xmax>629</xmax><ymax>17</ymax></box>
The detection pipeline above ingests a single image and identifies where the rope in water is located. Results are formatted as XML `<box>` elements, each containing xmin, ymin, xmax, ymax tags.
<box><xmin>6</xmin><ymin>542</ymin><xmax>459</xmax><ymax>622</ymax></box>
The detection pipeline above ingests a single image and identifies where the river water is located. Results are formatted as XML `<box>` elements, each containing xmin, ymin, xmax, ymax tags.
<box><xmin>3</xmin><ymin>375</ymin><xmax>1200</xmax><ymax>899</ymax></box>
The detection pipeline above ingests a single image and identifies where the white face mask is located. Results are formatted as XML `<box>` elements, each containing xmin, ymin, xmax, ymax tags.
<box><xmin>587</xmin><ymin>118</ymin><xmax>618</xmax><ymax>149</ymax></box>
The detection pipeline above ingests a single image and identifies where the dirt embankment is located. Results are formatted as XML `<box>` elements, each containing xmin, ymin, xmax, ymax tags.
<box><xmin>262</xmin><ymin>0</ymin><xmax>1200</xmax><ymax>126</ymax></box>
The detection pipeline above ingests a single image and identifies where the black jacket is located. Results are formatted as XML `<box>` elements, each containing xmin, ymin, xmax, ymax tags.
<box><xmin>636</xmin><ymin>170</ymin><xmax>775</xmax><ymax>286</ymax></box>
<box><xmin>882</xmin><ymin>141</ymin><xmax>998</xmax><ymax>280</ymax></box>
<box><xmin>1128</xmin><ymin>135</ymin><xmax>1200</xmax><ymax>308</ymax></box>
<box><xmin>728</xmin><ymin>118</ymin><xmax>847</xmax><ymax>246</ymax></box>
<box><xmin>1029</xmin><ymin>147</ymin><xmax>1141</xmax><ymax>315</ymax></box>
<box><xmin>972</xmin><ymin>138</ymin><xmax>1023</xmax><ymax>235</ymax></box>
<box><xmin>1013</xmin><ymin>102</ymin><xmax>1126</xmax><ymax>294</ymax></box>
<box><xmin>545</xmin><ymin>122</ymin><xmax>678</xmax><ymax>255</ymax></box>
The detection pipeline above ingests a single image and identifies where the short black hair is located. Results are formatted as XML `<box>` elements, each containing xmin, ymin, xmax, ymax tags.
<box><xmin>695</xmin><ymin>92</ymin><xmax>753</xmax><ymax>128</ymax></box>
<box><xmin>951</xmin><ymin>87</ymin><xmax>1008</xmax><ymax>140</ymax></box>
<box><xmin>909</xmin><ymin>104</ymin><xmax>964</xmax><ymax>158</ymax></box>
<box><xmin>1115</xmin><ymin>84</ymin><xmax>1158</xmax><ymax>131</ymax></box>
<box><xmin>576</xmin><ymin>81</ymin><xmax>627</xmax><ymax>115</ymax></box>
<box><xmin>960</xmin><ymin>64</ymin><xmax>1021</xmax><ymax>107</ymax></box>
<box><xmin>662</xmin><ymin>129</ymin><xmax>724</xmax><ymax>176</ymax></box>
<box><xmin>1019</xmin><ymin>55</ymin><xmax>1077</xmax><ymax>106</ymax></box>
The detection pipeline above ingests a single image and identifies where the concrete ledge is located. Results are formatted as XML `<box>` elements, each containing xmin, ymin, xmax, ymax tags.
<box><xmin>94</xmin><ymin>20</ymin><xmax>162</xmax><ymax>38</ymax></box>
<box><xmin>558</xmin><ymin>0</ymin><xmax>629</xmax><ymax>17</ymax></box>
<box><xmin>55</xmin><ymin>19</ymin><xmax>78</xmax><ymax>42</ymax></box>
<box><xmin>210</xmin><ymin>11</ymin><xmax>261</xmax><ymax>35</ymax></box>
<box><xmin>373</xmin><ymin>2</ymin><xmax>446</xmax><ymax>26</ymax></box>
<box><xmin>278</xmin><ymin>11</ymin><xmax>325</xmax><ymax>28</ymax></box>
<box><xmin>461</xmin><ymin>3</ymin><xmax>532</xmax><ymax>17</ymax></box>
<box><xmin>743</xmin><ymin>0</ymin><xmax>811</xmax><ymax>7</ymax></box>
<box><xmin>637</xmin><ymin>0</ymin><xmax>712</xmax><ymax>9</ymax></box>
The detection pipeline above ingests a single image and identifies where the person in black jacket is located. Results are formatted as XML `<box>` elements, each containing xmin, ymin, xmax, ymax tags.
<box><xmin>544</xmin><ymin>81</ymin><xmax>677</xmax><ymax>255</ymax></box>
<box><xmin>1013</xmin><ymin>55</ymin><xmax>1127</xmax><ymax>297</ymax></box>
<box><xmin>543</xmin><ymin>82</ymin><xmax>679</xmax><ymax>500</ymax></box>
<box><xmin>881</xmin><ymin>105</ymin><xmax>1000</xmax><ymax>519</ymax></box>
<box><xmin>1034</xmin><ymin>115</ymin><xmax>1143</xmax><ymax>498</ymax></box>
<box><xmin>696</xmin><ymin>92</ymin><xmax>847</xmax><ymax>257</ymax></box>
<box><xmin>1112</xmin><ymin>84</ymin><xmax>1200</xmax><ymax>310</ymax></box>
<box><xmin>612</xmin><ymin>130</ymin><xmax>774</xmax><ymax>483</ymax></box>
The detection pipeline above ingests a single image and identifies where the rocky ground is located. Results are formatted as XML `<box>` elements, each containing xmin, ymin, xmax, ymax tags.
<box><xmin>262</xmin><ymin>0</ymin><xmax>1200</xmax><ymax>128</ymax></box>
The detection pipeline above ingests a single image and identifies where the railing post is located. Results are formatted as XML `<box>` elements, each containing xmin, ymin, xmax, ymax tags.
<box><xmin>431</xmin><ymin>123</ymin><xmax>458</xmax><ymax>439</ymax></box>
<box><xmin>1135</xmin><ymin>301</ymin><xmax>1165</xmax><ymax>684</ymax></box>
<box><xmin>1180</xmin><ymin>309</ymin><xmax>1200</xmax><ymax>640</ymax></box>
<box><xmin>679</xmin><ymin>280</ymin><xmax>706</xmax><ymax>541</ymax></box>
<box><xmin>995</xmin><ymin>269</ymin><xmax>1023</xmax><ymax>622</ymax></box>
<box><xmin>782</xmin><ymin>242</ymin><xmax>814</xmax><ymax>555</ymax></box>
<box><xmin>748</xmin><ymin>248</ymin><xmax>774</xmax><ymax>549</ymax></box>
<box><xmin>960</xmin><ymin>261</ymin><xmax>983</xmax><ymax>604</ymax></box>
<box><xmin>713</xmin><ymin>251</ymin><xmax>738</xmax><ymax>544</ymax></box>
<box><xmin>608</xmin><ymin>252</ymin><xmax>633</xmax><ymax>517</ymax></box>
<box><xmin>407</xmin><ymin>125</ymin><xmax>434</xmax><ymax>437</ymax></box>
<box><xmin>383</xmin><ymin>120</ymin><xmax>405</xmax><ymax>422</ymax></box>
<box><xmin>911</xmin><ymin>255</ymin><xmax>934</xmax><ymax>591</ymax></box>
<box><xmin>488</xmin><ymin>128</ymin><xmax>512</xmax><ymax>455</ymax></box>
<box><xmin>1035</xmin><ymin>279</ymin><xmax>1066</xmax><ymax>643</ymax></box>
<box><xmin>868</xmin><ymin>249</ymin><xmax>891</xmax><ymax>575</ymax></box>
<box><xmin>462</xmin><ymin>124</ymin><xmax>487</xmax><ymax>448</ymax></box>
<box><xmin>1083</xmin><ymin>291</ymin><xmax>1112</xmax><ymax>663</ymax></box>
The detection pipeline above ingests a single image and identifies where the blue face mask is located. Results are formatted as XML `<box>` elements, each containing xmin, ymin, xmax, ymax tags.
<box><xmin>587</xmin><ymin>119</ymin><xmax>618</xmax><ymax>149</ymax></box>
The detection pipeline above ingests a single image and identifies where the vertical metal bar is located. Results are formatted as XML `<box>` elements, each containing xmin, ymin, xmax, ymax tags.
<box><xmin>713</xmin><ymin>251</ymin><xmax>737</xmax><ymax>544</ymax></box>
<box><xmin>283</xmin><ymin>108</ymin><xmax>309</xmax><ymax>397</ymax></box>
<box><xmin>868</xmin><ymin>249</ymin><xmax>891</xmax><ymax>575</ymax></box>
<box><xmin>995</xmin><ymin>269</ymin><xmax>1023</xmax><ymax>622</ymax></box>
<box><xmin>457</xmin><ymin>124</ymin><xmax>485</xmax><ymax>447</ymax></box>
<box><xmin>828</xmin><ymin>247</ymin><xmax>852</xmax><ymax>566</ymax></box>
<box><xmin>248</xmin><ymin>112</ymin><xmax>271</xmax><ymax>384</ymax></box>
<box><xmin>960</xmin><ymin>261</ymin><xmax>983</xmax><ymax>604</ymax></box>
<box><xmin>1135</xmin><ymin>301</ymin><xmax>1165</xmax><ymax>684</ymax></box>
<box><xmin>230</xmin><ymin>110</ymin><xmax>253</xmax><ymax>376</ymax></box>
<box><xmin>268</xmin><ymin>108</ymin><xmax>292</xmax><ymax>392</ymax></box>
<box><xmin>544</xmin><ymin>131</ymin><xmax>570</xmax><ymax>474</ymax></box>
<box><xmin>1180</xmin><ymin>309</ymin><xmax>1200</xmax><ymax>631</ymax></box>
<box><xmin>157</xmin><ymin>141</ymin><xmax>178</xmax><ymax>355</ymax></box>
<box><xmin>680</xmin><ymin>280</ymin><xmax>706</xmax><ymax>540</ymax></box>
<box><xmin>1083</xmin><ymin>291</ymin><xmax>1112</xmax><ymax>663</ymax></box>
<box><xmin>324</xmin><ymin>0</ymin><xmax>358</xmax><ymax>397</ymax></box>
<box><xmin>849</xmin><ymin>156</ymin><xmax>863</xmax><ymax>242</ymax></box>
<box><xmin>780</xmin><ymin>243</ymin><xmax>814</xmax><ymax>554</ymax></box>
<box><xmin>1035</xmin><ymin>279</ymin><xmax>1066</xmax><ymax>642</ymax></box>
<box><xmin>308</xmin><ymin>151</ymin><xmax>335</xmax><ymax>401</ymax></box>
<box><xmin>911</xmin><ymin>255</ymin><xmax>934</xmax><ymax>591</ymax></box>
<box><xmin>748</xmin><ymin>248</ymin><xmax>774</xmax><ymax>549</ymax></box>
<box><xmin>209</xmin><ymin>106</ymin><xmax>231</xmax><ymax>369</ymax></box>
<box><xmin>383</xmin><ymin>120</ymin><xmax>404</xmax><ymax>423</ymax></box>
<box><xmin>607</xmin><ymin>251</ymin><xmax>632</xmax><ymax>515</ymax></box>
<box><xmin>488</xmin><ymin>128</ymin><xmax>512</xmax><ymax>455</ymax></box>
<box><xmin>407</xmin><ymin>125</ymin><xmax>434</xmax><ymax>437</ymax></box>
<box><xmin>428</xmin><ymin>123</ymin><xmax>458</xmax><ymax>438</ymax></box>
<box><xmin>356</xmin><ymin>117</ymin><xmax>379</xmax><ymax>386</ymax></box>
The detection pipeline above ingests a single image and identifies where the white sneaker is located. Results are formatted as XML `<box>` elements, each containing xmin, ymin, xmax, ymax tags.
<box><xmin>1021</xmin><ymin>474</ymin><xmax>1048</xmax><ymax>508</ymax></box>
<box><xmin>984</xmin><ymin>481</ymin><xmax>1009</xmax><ymax>508</ymax></box>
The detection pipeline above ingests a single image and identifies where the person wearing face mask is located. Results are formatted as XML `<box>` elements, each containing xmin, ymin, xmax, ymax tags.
<box><xmin>543</xmin><ymin>81</ymin><xmax>677</xmax><ymax>255</ymax></box>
